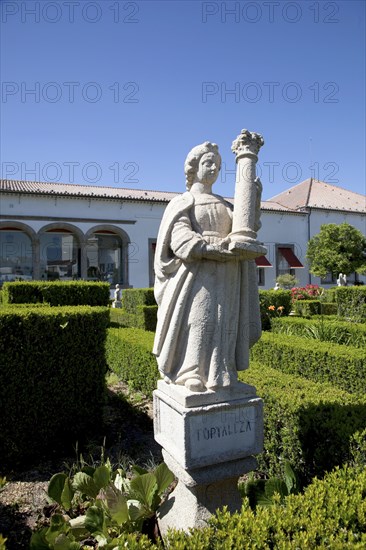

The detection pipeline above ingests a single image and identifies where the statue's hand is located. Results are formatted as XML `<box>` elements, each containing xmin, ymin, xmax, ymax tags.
<box><xmin>203</xmin><ymin>244</ymin><xmax>237</xmax><ymax>262</ymax></box>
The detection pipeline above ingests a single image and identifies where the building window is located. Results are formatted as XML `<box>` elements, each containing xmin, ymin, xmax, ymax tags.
<box><xmin>40</xmin><ymin>230</ymin><xmax>80</xmax><ymax>280</ymax></box>
<box><xmin>276</xmin><ymin>246</ymin><xmax>304</xmax><ymax>277</ymax></box>
<box><xmin>86</xmin><ymin>231</ymin><xmax>123</xmax><ymax>285</ymax></box>
<box><xmin>149</xmin><ymin>239</ymin><xmax>157</xmax><ymax>287</ymax></box>
<box><xmin>0</xmin><ymin>229</ymin><xmax>33</xmax><ymax>282</ymax></box>
<box><xmin>257</xmin><ymin>268</ymin><xmax>265</xmax><ymax>286</ymax></box>
<box><xmin>321</xmin><ymin>272</ymin><xmax>337</xmax><ymax>285</ymax></box>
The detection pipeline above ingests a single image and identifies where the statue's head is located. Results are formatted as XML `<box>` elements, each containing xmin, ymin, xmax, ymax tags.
<box><xmin>184</xmin><ymin>142</ymin><xmax>221</xmax><ymax>190</ymax></box>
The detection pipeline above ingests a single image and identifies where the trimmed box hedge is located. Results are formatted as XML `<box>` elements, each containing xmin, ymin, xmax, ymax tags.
<box><xmin>162</xmin><ymin>465</ymin><xmax>366</xmax><ymax>549</ymax></box>
<box><xmin>0</xmin><ymin>305</ymin><xmax>110</xmax><ymax>468</ymax></box>
<box><xmin>106</xmin><ymin>327</ymin><xmax>157</xmax><ymax>396</ymax></box>
<box><xmin>105</xmin><ymin>327</ymin><xmax>366</xmax><ymax>483</ymax></box>
<box><xmin>242</xmin><ymin>362</ymin><xmax>366</xmax><ymax>484</ymax></box>
<box><xmin>250</xmin><ymin>331</ymin><xmax>366</xmax><ymax>395</ymax></box>
<box><xmin>2</xmin><ymin>281</ymin><xmax>110</xmax><ymax>306</ymax></box>
<box><xmin>294</xmin><ymin>299</ymin><xmax>338</xmax><ymax>317</ymax></box>
<box><xmin>335</xmin><ymin>286</ymin><xmax>366</xmax><ymax>322</ymax></box>
<box><xmin>110</xmin><ymin>305</ymin><xmax>158</xmax><ymax>332</ymax></box>
<box><xmin>271</xmin><ymin>316</ymin><xmax>366</xmax><ymax>348</ymax></box>
<box><xmin>121</xmin><ymin>288</ymin><xmax>156</xmax><ymax>313</ymax></box>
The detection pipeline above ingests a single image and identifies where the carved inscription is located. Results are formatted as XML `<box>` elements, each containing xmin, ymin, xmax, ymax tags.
<box><xmin>197</xmin><ymin>420</ymin><xmax>252</xmax><ymax>441</ymax></box>
<box><xmin>189</xmin><ymin>404</ymin><xmax>259</xmax><ymax>462</ymax></box>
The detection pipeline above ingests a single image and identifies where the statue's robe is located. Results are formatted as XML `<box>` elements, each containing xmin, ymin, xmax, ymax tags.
<box><xmin>152</xmin><ymin>191</ymin><xmax>261</xmax><ymax>389</ymax></box>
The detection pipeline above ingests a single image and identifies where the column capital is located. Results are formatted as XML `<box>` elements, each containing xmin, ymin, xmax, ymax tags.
<box><xmin>231</xmin><ymin>129</ymin><xmax>264</xmax><ymax>162</ymax></box>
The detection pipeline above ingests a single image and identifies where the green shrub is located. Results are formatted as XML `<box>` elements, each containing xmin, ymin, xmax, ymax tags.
<box><xmin>2</xmin><ymin>281</ymin><xmax>110</xmax><ymax>306</ymax></box>
<box><xmin>0</xmin><ymin>305</ymin><xmax>110</xmax><ymax>468</ymax></box>
<box><xmin>164</xmin><ymin>466</ymin><xmax>366</xmax><ymax>549</ymax></box>
<box><xmin>293</xmin><ymin>299</ymin><xmax>321</xmax><ymax>316</ymax></box>
<box><xmin>121</xmin><ymin>288</ymin><xmax>156</xmax><ymax>314</ymax></box>
<box><xmin>110</xmin><ymin>305</ymin><xmax>158</xmax><ymax>331</ymax></box>
<box><xmin>106</xmin><ymin>328</ymin><xmax>158</xmax><ymax>396</ymax></box>
<box><xmin>335</xmin><ymin>286</ymin><xmax>366</xmax><ymax>322</ymax></box>
<box><xmin>271</xmin><ymin>316</ymin><xmax>366</xmax><ymax>348</ymax></box>
<box><xmin>259</xmin><ymin>290</ymin><xmax>292</xmax><ymax>330</ymax></box>
<box><xmin>251</xmin><ymin>332</ymin><xmax>366</xmax><ymax>395</ymax></box>
<box><xmin>241</xmin><ymin>362</ymin><xmax>366</xmax><ymax>484</ymax></box>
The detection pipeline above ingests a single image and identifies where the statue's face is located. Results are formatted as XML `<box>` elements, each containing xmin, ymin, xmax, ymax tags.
<box><xmin>196</xmin><ymin>152</ymin><xmax>220</xmax><ymax>185</ymax></box>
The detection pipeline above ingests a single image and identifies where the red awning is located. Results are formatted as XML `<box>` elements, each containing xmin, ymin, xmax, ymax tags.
<box><xmin>278</xmin><ymin>247</ymin><xmax>304</xmax><ymax>268</ymax></box>
<box><xmin>255</xmin><ymin>255</ymin><xmax>272</xmax><ymax>267</ymax></box>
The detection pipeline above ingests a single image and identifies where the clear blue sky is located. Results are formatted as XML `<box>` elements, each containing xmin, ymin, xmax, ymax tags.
<box><xmin>1</xmin><ymin>0</ymin><xmax>365</xmax><ymax>200</ymax></box>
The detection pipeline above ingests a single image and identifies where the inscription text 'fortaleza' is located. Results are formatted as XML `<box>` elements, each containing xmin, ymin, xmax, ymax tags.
<box><xmin>197</xmin><ymin>420</ymin><xmax>251</xmax><ymax>441</ymax></box>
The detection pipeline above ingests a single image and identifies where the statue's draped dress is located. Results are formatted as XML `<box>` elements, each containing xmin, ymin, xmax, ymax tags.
<box><xmin>153</xmin><ymin>191</ymin><xmax>261</xmax><ymax>390</ymax></box>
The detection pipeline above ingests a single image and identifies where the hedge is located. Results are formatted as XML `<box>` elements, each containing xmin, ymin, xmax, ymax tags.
<box><xmin>271</xmin><ymin>316</ymin><xmax>366</xmax><ymax>348</ymax></box>
<box><xmin>162</xmin><ymin>466</ymin><xmax>366</xmax><ymax>549</ymax></box>
<box><xmin>106</xmin><ymin>327</ymin><xmax>157</xmax><ymax>396</ymax></box>
<box><xmin>121</xmin><ymin>288</ymin><xmax>156</xmax><ymax>313</ymax></box>
<box><xmin>250</xmin><ymin>332</ymin><xmax>366</xmax><ymax>395</ymax></box>
<box><xmin>110</xmin><ymin>305</ymin><xmax>158</xmax><ymax>332</ymax></box>
<box><xmin>293</xmin><ymin>299</ymin><xmax>338</xmax><ymax>316</ymax></box>
<box><xmin>242</xmin><ymin>362</ymin><xmax>366</xmax><ymax>484</ymax></box>
<box><xmin>258</xmin><ymin>289</ymin><xmax>292</xmax><ymax>330</ymax></box>
<box><xmin>0</xmin><ymin>305</ymin><xmax>110</xmax><ymax>468</ymax></box>
<box><xmin>105</xmin><ymin>327</ymin><xmax>366</xmax><ymax>483</ymax></box>
<box><xmin>335</xmin><ymin>286</ymin><xmax>366</xmax><ymax>322</ymax></box>
<box><xmin>1</xmin><ymin>281</ymin><xmax>110</xmax><ymax>306</ymax></box>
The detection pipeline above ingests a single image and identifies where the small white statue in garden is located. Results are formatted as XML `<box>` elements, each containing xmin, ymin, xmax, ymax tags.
<box><xmin>153</xmin><ymin>134</ymin><xmax>265</xmax><ymax>393</ymax></box>
<box><xmin>112</xmin><ymin>283</ymin><xmax>122</xmax><ymax>308</ymax></box>
<box><xmin>337</xmin><ymin>273</ymin><xmax>347</xmax><ymax>287</ymax></box>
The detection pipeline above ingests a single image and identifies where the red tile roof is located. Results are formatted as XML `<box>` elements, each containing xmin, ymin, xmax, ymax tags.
<box><xmin>268</xmin><ymin>179</ymin><xmax>366</xmax><ymax>213</ymax></box>
<box><xmin>1</xmin><ymin>179</ymin><xmax>364</xmax><ymax>214</ymax></box>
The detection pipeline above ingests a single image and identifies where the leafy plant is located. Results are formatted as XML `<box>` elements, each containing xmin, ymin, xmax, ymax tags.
<box><xmin>239</xmin><ymin>461</ymin><xmax>301</xmax><ymax>509</ymax></box>
<box><xmin>275</xmin><ymin>274</ymin><xmax>298</xmax><ymax>289</ymax></box>
<box><xmin>31</xmin><ymin>459</ymin><xmax>174</xmax><ymax>548</ymax></box>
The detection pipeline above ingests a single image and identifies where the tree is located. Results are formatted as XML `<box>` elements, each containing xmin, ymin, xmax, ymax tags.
<box><xmin>306</xmin><ymin>223</ymin><xmax>366</xmax><ymax>278</ymax></box>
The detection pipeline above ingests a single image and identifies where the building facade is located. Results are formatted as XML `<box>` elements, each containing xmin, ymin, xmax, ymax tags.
<box><xmin>1</xmin><ymin>179</ymin><xmax>365</xmax><ymax>290</ymax></box>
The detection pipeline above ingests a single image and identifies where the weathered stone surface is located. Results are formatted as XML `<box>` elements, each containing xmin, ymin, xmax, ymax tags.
<box><xmin>154</xmin><ymin>386</ymin><xmax>263</xmax><ymax>470</ymax></box>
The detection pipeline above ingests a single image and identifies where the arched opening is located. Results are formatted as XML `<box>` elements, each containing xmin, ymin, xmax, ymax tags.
<box><xmin>0</xmin><ymin>225</ymin><xmax>34</xmax><ymax>283</ymax></box>
<box><xmin>39</xmin><ymin>225</ymin><xmax>82</xmax><ymax>281</ymax></box>
<box><xmin>85</xmin><ymin>230</ymin><xmax>124</xmax><ymax>285</ymax></box>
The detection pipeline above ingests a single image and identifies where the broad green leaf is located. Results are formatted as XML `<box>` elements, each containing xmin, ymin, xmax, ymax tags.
<box><xmin>132</xmin><ymin>464</ymin><xmax>148</xmax><ymax>476</ymax></box>
<box><xmin>154</xmin><ymin>463</ymin><xmax>174</xmax><ymax>495</ymax></box>
<box><xmin>127</xmin><ymin>499</ymin><xmax>146</xmax><ymax>522</ymax></box>
<box><xmin>54</xmin><ymin>533</ymin><xmax>81</xmax><ymax>550</ymax></box>
<box><xmin>129</xmin><ymin>473</ymin><xmax>157</xmax><ymax>508</ymax></box>
<box><xmin>284</xmin><ymin>460</ymin><xmax>300</xmax><ymax>495</ymax></box>
<box><xmin>72</xmin><ymin>472</ymin><xmax>99</xmax><ymax>499</ymax></box>
<box><xmin>105</xmin><ymin>485</ymin><xmax>129</xmax><ymax>525</ymax></box>
<box><xmin>93</xmin><ymin>465</ymin><xmax>111</xmax><ymax>491</ymax></box>
<box><xmin>265</xmin><ymin>478</ymin><xmax>288</xmax><ymax>500</ymax></box>
<box><xmin>81</xmin><ymin>465</ymin><xmax>95</xmax><ymax>477</ymax></box>
<box><xmin>30</xmin><ymin>529</ymin><xmax>51</xmax><ymax>550</ymax></box>
<box><xmin>61</xmin><ymin>477</ymin><xmax>74</xmax><ymax>510</ymax></box>
<box><xmin>45</xmin><ymin>514</ymin><xmax>68</xmax><ymax>545</ymax></box>
<box><xmin>48</xmin><ymin>473</ymin><xmax>68</xmax><ymax>505</ymax></box>
<box><xmin>85</xmin><ymin>505</ymin><xmax>106</xmax><ymax>535</ymax></box>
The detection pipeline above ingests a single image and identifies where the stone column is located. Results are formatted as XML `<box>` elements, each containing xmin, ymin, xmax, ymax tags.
<box><xmin>229</xmin><ymin>129</ymin><xmax>266</xmax><ymax>259</ymax></box>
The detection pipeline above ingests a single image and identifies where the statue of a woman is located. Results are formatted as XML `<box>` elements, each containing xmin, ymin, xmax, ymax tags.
<box><xmin>152</xmin><ymin>142</ymin><xmax>262</xmax><ymax>392</ymax></box>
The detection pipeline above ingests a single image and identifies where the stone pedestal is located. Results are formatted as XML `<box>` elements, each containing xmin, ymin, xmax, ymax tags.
<box><xmin>154</xmin><ymin>381</ymin><xmax>263</xmax><ymax>533</ymax></box>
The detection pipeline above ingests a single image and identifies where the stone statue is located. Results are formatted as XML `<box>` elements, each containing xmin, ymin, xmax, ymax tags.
<box><xmin>337</xmin><ymin>273</ymin><xmax>347</xmax><ymax>286</ymax></box>
<box><xmin>112</xmin><ymin>283</ymin><xmax>122</xmax><ymax>308</ymax></box>
<box><xmin>153</xmin><ymin>136</ymin><xmax>264</xmax><ymax>393</ymax></box>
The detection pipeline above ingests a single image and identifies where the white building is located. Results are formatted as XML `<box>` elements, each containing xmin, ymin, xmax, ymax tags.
<box><xmin>0</xmin><ymin>178</ymin><xmax>365</xmax><ymax>290</ymax></box>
